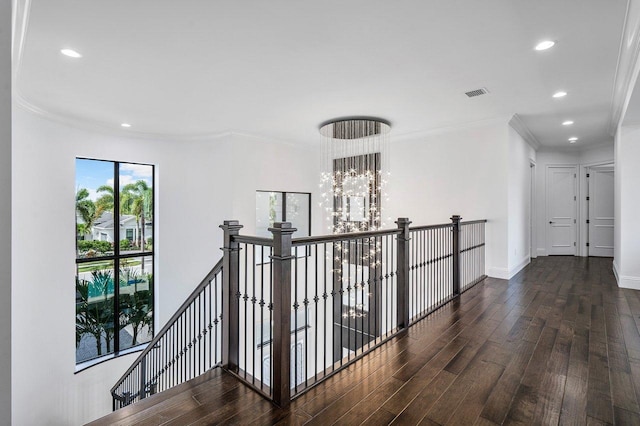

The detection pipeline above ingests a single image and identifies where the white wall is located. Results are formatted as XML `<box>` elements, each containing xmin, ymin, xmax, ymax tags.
<box><xmin>11</xmin><ymin>109</ymin><xmax>318</xmax><ymax>424</ymax></box>
<box><xmin>228</xmin><ymin>133</ymin><xmax>321</xmax><ymax>237</ymax></box>
<box><xmin>614</xmin><ymin>126</ymin><xmax>640</xmax><ymax>289</ymax></box>
<box><xmin>534</xmin><ymin>144</ymin><xmax>614</xmax><ymax>257</ymax></box>
<box><xmin>385</xmin><ymin>119</ymin><xmax>510</xmax><ymax>279</ymax></box>
<box><xmin>0</xmin><ymin>0</ymin><xmax>11</xmax><ymax>423</ymax></box>
<box><xmin>507</xmin><ymin>125</ymin><xmax>536</xmax><ymax>277</ymax></box>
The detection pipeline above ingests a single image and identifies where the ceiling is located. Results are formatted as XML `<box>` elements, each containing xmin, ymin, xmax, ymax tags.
<box><xmin>14</xmin><ymin>0</ymin><xmax>628</xmax><ymax>148</ymax></box>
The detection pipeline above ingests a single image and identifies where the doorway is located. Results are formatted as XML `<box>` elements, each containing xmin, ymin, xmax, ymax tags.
<box><xmin>587</xmin><ymin>166</ymin><xmax>614</xmax><ymax>257</ymax></box>
<box><xmin>546</xmin><ymin>166</ymin><xmax>577</xmax><ymax>255</ymax></box>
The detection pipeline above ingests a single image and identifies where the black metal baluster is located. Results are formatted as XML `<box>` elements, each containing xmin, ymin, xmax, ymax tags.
<box><xmin>323</xmin><ymin>242</ymin><xmax>328</xmax><ymax>375</ymax></box>
<box><xmin>294</xmin><ymin>247</ymin><xmax>299</xmax><ymax>390</ymax></box>
<box><xmin>304</xmin><ymin>245</ymin><xmax>309</xmax><ymax>389</ymax></box>
<box><xmin>358</xmin><ymin>236</ymin><xmax>362</xmax><ymax>354</ymax></box>
<box><xmin>314</xmin><ymin>243</ymin><xmax>319</xmax><ymax>384</ymax></box>
<box><xmin>251</xmin><ymin>244</ymin><xmax>256</xmax><ymax>386</ymax></box>
<box><xmin>212</xmin><ymin>276</ymin><xmax>217</xmax><ymax>367</ymax></box>
<box><xmin>339</xmin><ymin>240</ymin><xmax>344</xmax><ymax>366</ymax></box>
<box><xmin>269</xmin><ymin>245</ymin><xmax>273</xmax><ymax>397</ymax></box>
<box><xmin>421</xmin><ymin>230</ymin><xmax>425</xmax><ymax>316</ymax></box>
<box><xmin>439</xmin><ymin>228</ymin><xmax>442</xmax><ymax>303</ymax></box>
<box><xmin>243</xmin><ymin>243</ymin><xmax>248</xmax><ymax>381</ymax></box>
<box><xmin>259</xmin><ymin>245</ymin><xmax>264</xmax><ymax>390</ymax></box>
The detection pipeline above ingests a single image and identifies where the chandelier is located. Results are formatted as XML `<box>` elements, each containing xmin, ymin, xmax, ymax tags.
<box><xmin>319</xmin><ymin>118</ymin><xmax>391</xmax><ymax>234</ymax></box>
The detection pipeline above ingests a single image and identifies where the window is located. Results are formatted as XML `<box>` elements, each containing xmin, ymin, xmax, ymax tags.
<box><xmin>255</xmin><ymin>191</ymin><xmax>311</xmax><ymax>238</ymax></box>
<box><xmin>75</xmin><ymin>158</ymin><xmax>154</xmax><ymax>365</ymax></box>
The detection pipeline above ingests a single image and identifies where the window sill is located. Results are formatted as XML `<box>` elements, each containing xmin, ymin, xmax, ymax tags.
<box><xmin>75</xmin><ymin>343</ymin><xmax>148</xmax><ymax>374</ymax></box>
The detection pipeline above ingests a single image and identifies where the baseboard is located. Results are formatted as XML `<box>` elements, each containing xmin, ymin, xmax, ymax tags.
<box><xmin>536</xmin><ymin>248</ymin><xmax>547</xmax><ymax>256</ymax></box>
<box><xmin>613</xmin><ymin>261</ymin><xmax>640</xmax><ymax>290</ymax></box>
<box><xmin>508</xmin><ymin>256</ymin><xmax>531</xmax><ymax>279</ymax></box>
<box><xmin>487</xmin><ymin>267</ymin><xmax>510</xmax><ymax>280</ymax></box>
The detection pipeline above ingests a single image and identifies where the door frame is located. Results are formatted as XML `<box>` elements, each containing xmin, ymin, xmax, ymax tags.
<box><xmin>530</xmin><ymin>160</ymin><xmax>536</xmax><ymax>259</ymax></box>
<box><xmin>582</xmin><ymin>161</ymin><xmax>614</xmax><ymax>257</ymax></box>
<box><xmin>545</xmin><ymin>164</ymin><xmax>578</xmax><ymax>256</ymax></box>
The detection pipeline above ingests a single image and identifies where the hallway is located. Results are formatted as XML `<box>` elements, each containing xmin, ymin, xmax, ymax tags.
<box><xmin>90</xmin><ymin>256</ymin><xmax>640</xmax><ymax>425</ymax></box>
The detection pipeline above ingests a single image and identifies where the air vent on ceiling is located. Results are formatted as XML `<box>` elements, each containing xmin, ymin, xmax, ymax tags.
<box><xmin>465</xmin><ymin>88</ymin><xmax>489</xmax><ymax>98</ymax></box>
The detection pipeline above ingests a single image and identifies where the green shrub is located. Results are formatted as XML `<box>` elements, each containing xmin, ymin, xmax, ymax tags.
<box><xmin>120</xmin><ymin>239</ymin><xmax>131</xmax><ymax>250</ymax></box>
<box><xmin>77</xmin><ymin>240</ymin><xmax>112</xmax><ymax>253</ymax></box>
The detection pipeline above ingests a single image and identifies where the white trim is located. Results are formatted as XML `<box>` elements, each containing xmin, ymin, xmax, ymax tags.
<box><xmin>530</xmin><ymin>161</ymin><xmax>536</xmax><ymax>258</ymax></box>
<box><xmin>13</xmin><ymin>96</ymin><xmax>308</xmax><ymax>148</ymax></box>
<box><xmin>613</xmin><ymin>261</ymin><xmax>640</xmax><ymax>290</ymax></box>
<box><xmin>536</xmin><ymin>140</ymin><xmax>614</xmax><ymax>154</ymax></box>
<box><xmin>230</xmin><ymin>131</ymin><xmax>311</xmax><ymax>149</ymax></box>
<box><xmin>487</xmin><ymin>267</ymin><xmax>510</xmax><ymax>280</ymax></box>
<box><xmin>387</xmin><ymin>116</ymin><xmax>513</xmax><ymax>142</ymax></box>
<box><xmin>509</xmin><ymin>114</ymin><xmax>541</xmax><ymax>151</ymax></box>
<box><xmin>13</xmin><ymin>96</ymin><xmax>235</xmax><ymax>142</ymax></box>
<box><xmin>509</xmin><ymin>256</ymin><xmax>531</xmax><ymax>279</ymax></box>
<box><xmin>609</xmin><ymin>0</ymin><xmax>640</xmax><ymax>133</ymax></box>
<box><xmin>536</xmin><ymin>248</ymin><xmax>547</xmax><ymax>256</ymax></box>
<box><xmin>11</xmin><ymin>0</ymin><xmax>31</xmax><ymax>82</ymax></box>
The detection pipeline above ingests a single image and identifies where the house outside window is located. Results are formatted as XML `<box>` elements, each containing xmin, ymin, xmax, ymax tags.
<box><xmin>75</xmin><ymin>158</ymin><xmax>155</xmax><ymax>365</ymax></box>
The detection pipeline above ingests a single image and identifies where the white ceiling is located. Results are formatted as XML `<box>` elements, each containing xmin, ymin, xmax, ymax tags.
<box><xmin>14</xmin><ymin>0</ymin><xmax>628</xmax><ymax>147</ymax></box>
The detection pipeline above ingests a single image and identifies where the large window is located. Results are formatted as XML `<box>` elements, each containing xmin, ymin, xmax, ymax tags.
<box><xmin>75</xmin><ymin>159</ymin><xmax>154</xmax><ymax>365</ymax></box>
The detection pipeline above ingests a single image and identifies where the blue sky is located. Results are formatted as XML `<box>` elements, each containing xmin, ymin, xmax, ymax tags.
<box><xmin>76</xmin><ymin>159</ymin><xmax>153</xmax><ymax>201</ymax></box>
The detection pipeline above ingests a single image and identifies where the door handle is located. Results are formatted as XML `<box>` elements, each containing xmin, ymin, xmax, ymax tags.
<box><xmin>549</xmin><ymin>221</ymin><xmax>555</xmax><ymax>224</ymax></box>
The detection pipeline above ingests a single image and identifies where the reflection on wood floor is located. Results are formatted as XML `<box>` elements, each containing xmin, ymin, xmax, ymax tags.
<box><xmin>89</xmin><ymin>256</ymin><xmax>640</xmax><ymax>425</ymax></box>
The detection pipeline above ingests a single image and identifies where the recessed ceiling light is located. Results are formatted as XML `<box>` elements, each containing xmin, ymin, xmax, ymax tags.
<box><xmin>535</xmin><ymin>40</ymin><xmax>555</xmax><ymax>51</ymax></box>
<box><xmin>121</xmin><ymin>123</ymin><xmax>131</xmax><ymax>128</ymax></box>
<box><xmin>553</xmin><ymin>91</ymin><xmax>567</xmax><ymax>98</ymax></box>
<box><xmin>60</xmin><ymin>48</ymin><xmax>82</xmax><ymax>58</ymax></box>
<box><xmin>562</xmin><ymin>120</ymin><xmax>574</xmax><ymax>126</ymax></box>
<box><xmin>568</xmin><ymin>137</ymin><xmax>578</xmax><ymax>142</ymax></box>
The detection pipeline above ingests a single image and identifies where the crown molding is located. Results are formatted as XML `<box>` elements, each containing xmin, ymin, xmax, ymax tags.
<box><xmin>392</xmin><ymin>115</ymin><xmax>512</xmax><ymax>142</ymax></box>
<box><xmin>13</xmin><ymin>93</ymin><xmax>236</xmax><ymax>142</ymax></box>
<box><xmin>14</xmin><ymin>95</ymin><xmax>313</xmax><ymax>147</ymax></box>
<box><xmin>12</xmin><ymin>0</ymin><xmax>31</xmax><ymax>82</ymax></box>
<box><xmin>508</xmin><ymin>114</ymin><xmax>541</xmax><ymax>151</ymax></box>
<box><xmin>608</xmin><ymin>0</ymin><xmax>640</xmax><ymax>134</ymax></box>
<box><xmin>537</xmin><ymin>139</ymin><xmax>614</xmax><ymax>154</ymax></box>
<box><xmin>228</xmin><ymin>131</ymin><xmax>313</xmax><ymax>150</ymax></box>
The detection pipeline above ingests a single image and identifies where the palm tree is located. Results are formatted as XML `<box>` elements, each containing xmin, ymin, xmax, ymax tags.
<box><xmin>121</xmin><ymin>180</ymin><xmax>152</xmax><ymax>252</ymax></box>
<box><xmin>95</xmin><ymin>184</ymin><xmax>114</xmax><ymax>217</ymax></box>
<box><xmin>76</xmin><ymin>188</ymin><xmax>96</xmax><ymax>241</ymax></box>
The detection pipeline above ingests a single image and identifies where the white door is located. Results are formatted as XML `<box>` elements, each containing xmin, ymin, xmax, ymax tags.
<box><xmin>588</xmin><ymin>167</ymin><xmax>614</xmax><ymax>257</ymax></box>
<box><xmin>547</xmin><ymin>166</ymin><xmax>577</xmax><ymax>255</ymax></box>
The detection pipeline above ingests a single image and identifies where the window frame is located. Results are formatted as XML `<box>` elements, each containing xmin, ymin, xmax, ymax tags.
<box><xmin>255</xmin><ymin>190</ymin><xmax>311</xmax><ymax>236</ymax></box>
<box><xmin>75</xmin><ymin>158</ymin><xmax>155</xmax><ymax>368</ymax></box>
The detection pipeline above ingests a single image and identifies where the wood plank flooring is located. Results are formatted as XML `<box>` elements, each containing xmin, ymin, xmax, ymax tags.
<box><xmin>89</xmin><ymin>256</ymin><xmax>640</xmax><ymax>425</ymax></box>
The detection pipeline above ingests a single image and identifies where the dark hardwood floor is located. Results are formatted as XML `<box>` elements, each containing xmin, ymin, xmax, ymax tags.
<box><xmin>89</xmin><ymin>256</ymin><xmax>640</xmax><ymax>425</ymax></box>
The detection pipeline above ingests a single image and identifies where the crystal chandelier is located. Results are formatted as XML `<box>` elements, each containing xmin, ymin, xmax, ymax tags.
<box><xmin>319</xmin><ymin>118</ymin><xmax>391</xmax><ymax>233</ymax></box>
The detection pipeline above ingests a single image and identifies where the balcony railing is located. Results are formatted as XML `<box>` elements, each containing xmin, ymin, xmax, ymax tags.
<box><xmin>111</xmin><ymin>216</ymin><xmax>487</xmax><ymax>409</ymax></box>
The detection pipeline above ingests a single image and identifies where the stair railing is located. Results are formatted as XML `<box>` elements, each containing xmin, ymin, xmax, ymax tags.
<box><xmin>110</xmin><ymin>257</ymin><xmax>224</xmax><ymax>410</ymax></box>
<box><xmin>111</xmin><ymin>215</ymin><xmax>487</xmax><ymax>410</ymax></box>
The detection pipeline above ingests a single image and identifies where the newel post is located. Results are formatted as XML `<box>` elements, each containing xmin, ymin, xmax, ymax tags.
<box><xmin>220</xmin><ymin>220</ymin><xmax>243</xmax><ymax>371</ymax></box>
<box><xmin>270</xmin><ymin>222</ymin><xmax>296</xmax><ymax>407</ymax></box>
<box><xmin>396</xmin><ymin>217</ymin><xmax>412</xmax><ymax>330</ymax></box>
<box><xmin>451</xmin><ymin>215</ymin><xmax>462</xmax><ymax>296</ymax></box>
